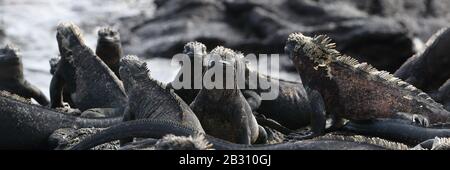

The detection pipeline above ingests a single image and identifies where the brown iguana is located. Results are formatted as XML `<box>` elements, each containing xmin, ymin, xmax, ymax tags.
<box><xmin>285</xmin><ymin>32</ymin><xmax>450</xmax><ymax>139</ymax></box>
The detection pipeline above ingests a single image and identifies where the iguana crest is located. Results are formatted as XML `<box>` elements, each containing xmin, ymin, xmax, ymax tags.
<box><xmin>314</xmin><ymin>134</ymin><xmax>409</xmax><ymax>150</ymax></box>
<box><xmin>120</xmin><ymin>55</ymin><xmax>151</xmax><ymax>84</ymax></box>
<box><xmin>120</xmin><ymin>55</ymin><xmax>182</xmax><ymax>104</ymax></box>
<box><xmin>432</xmin><ymin>137</ymin><xmax>450</xmax><ymax>150</ymax></box>
<box><xmin>209</xmin><ymin>46</ymin><xmax>250</xmax><ymax>70</ymax></box>
<box><xmin>154</xmin><ymin>134</ymin><xmax>213</xmax><ymax>150</ymax></box>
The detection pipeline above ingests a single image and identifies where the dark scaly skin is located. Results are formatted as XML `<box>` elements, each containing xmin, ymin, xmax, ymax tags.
<box><xmin>394</xmin><ymin>28</ymin><xmax>450</xmax><ymax>92</ymax></box>
<box><xmin>0</xmin><ymin>91</ymin><xmax>121</xmax><ymax>149</ymax></box>
<box><xmin>119</xmin><ymin>55</ymin><xmax>204</xmax><ymax>144</ymax></box>
<box><xmin>243</xmin><ymin>65</ymin><xmax>319</xmax><ymax>130</ymax></box>
<box><xmin>70</xmin><ymin>119</ymin><xmax>408</xmax><ymax>150</ymax></box>
<box><xmin>342</xmin><ymin>119</ymin><xmax>450</xmax><ymax>146</ymax></box>
<box><xmin>96</xmin><ymin>26</ymin><xmax>123</xmax><ymax>79</ymax></box>
<box><xmin>0</xmin><ymin>44</ymin><xmax>49</xmax><ymax>106</ymax></box>
<box><xmin>48</xmin><ymin>56</ymin><xmax>73</xmax><ymax>107</ymax></box>
<box><xmin>207</xmin><ymin>46</ymin><xmax>318</xmax><ymax>130</ymax></box>
<box><xmin>167</xmin><ymin>41</ymin><xmax>206</xmax><ymax>105</ymax></box>
<box><xmin>285</xmin><ymin>32</ymin><xmax>450</xmax><ymax>138</ymax></box>
<box><xmin>170</xmin><ymin>42</ymin><xmax>316</xmax><ymax>130</ymax></box>
<box><xmin>434</xmin><ymin>79</ymin><xmax>450</xmax><ymax>111</ymax></box>
<box><xmin>190</xmin><ymin>47</ymin><xmax>265</xmax><ymax>144</ymax></box>
<box><xmin>50</xmin><ymin>22</ymin><xmax>127</xmax><ymax>113</ymax></box>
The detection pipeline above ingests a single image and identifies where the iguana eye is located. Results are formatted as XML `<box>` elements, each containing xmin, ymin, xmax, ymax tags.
<box><xmin>208</xmin><ymin>60</ymin><xmax>216</xmax><ymax>68</ymax></box>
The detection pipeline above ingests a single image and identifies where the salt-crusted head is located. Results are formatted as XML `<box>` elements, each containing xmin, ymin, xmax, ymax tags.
<box><xmin>56</xmin><ymin>21</ymin><xmax>86</xmax><ymax>60</ymax></box>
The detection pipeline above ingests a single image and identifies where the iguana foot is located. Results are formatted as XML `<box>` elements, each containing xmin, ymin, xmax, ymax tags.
<box><xmin>412</xmin><ymin>114</ymin><xmax>430</xmax><ymax>127</ymax></box>
<box><xmin>393</xmin><ymin>112</ymin><xmax>429</xmax><ymax>127</ymax></box>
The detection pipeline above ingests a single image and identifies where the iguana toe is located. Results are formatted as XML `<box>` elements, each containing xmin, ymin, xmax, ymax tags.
<box><xmin>412</xmin><ymin>114</ymin><xmax>430</xmax><ymax>127</ymax></box>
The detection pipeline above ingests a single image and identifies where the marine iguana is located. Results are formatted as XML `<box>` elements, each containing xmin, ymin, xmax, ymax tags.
<box><xmin>119</xmin><ymin>55</ymin><xmax>204</xmax><ymax>144</ymax></box>
<box><xmin>285</xmin><ymin>32</ymin><xmax>450</xmax><ymax>138</ymax></box>
<box><xmin>0</xmin><ymin>91</ymin><xmax>121</xmax><ymax>149</ymax></box>
<box><xmin>208</xmin><ymin>46</ymin><xmax>323</xmax><ymax>130</ymax></box>
<box><xmin>341</xmin><ymin>118</ymin><xmax>450</xmax><ymax>146</ymax></box>
<box><xmin>166</xmin><ymin>41</ymin><xmax>206</xmax><ymax>105</ymax></box>
<box><xmin>50</xmin><ymin>22</ymin><xmax>127</xmax><ymax>115</ymax></box>
<box><xmin>0</xmin><ymin>44</ymin><xmax>49</xmax><ymax>106</ymax></box>
<box><xmin>394</xmin><ymin>27</ymin><xmax>450</xmax><ymax>92</ymax></box>
<box><xmin>96</xmin><ymin>26</ymin><xmax>123</xmax><ymax>79</ymax></box>
<box><xmin>190</xmin><ymin>46</ymin><xmax>266</xmax><ymax>144</ymax></box>
<box><xmin>167</xmin><ymin>42</ymin><xmax>263</xmax><ymax>111</ymax></box>
<box><xmin>170</xmin><ymin>42</ymin><xmax>317</xmax><ymax>130</ymax></box>
<box><xmin>166</xmin><ymin>42</ymin><xmax>298</xmax><ymax>136</ymax></box>
<box><xmin>70</xmin><ymin>119</ymin><xmax>408</xmax><ymax>150</ymax></box>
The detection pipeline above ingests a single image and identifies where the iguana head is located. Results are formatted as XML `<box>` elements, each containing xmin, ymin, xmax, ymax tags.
<box><xmin>56</xmin><ymin>21</ymin><xmax>86</xmax><ymax>60</ymax></box>
<box><xmin>97</xmin><ymin>26</ymin><xmax>121</xmax><ymax>44</ymax></box>
<box><xmin>285</xmin><ymin>33</ymin><xmax>338</xmax><ymax>79</ymax></box>
<box><xmin>205</xmin><ymin>46</ymin><xmax>246</xmax><ymax>92</ymax></box>
<box><xmin>119</xmin><ymin>55</ymin><xmax>151</xmax><ymax>92</ymax></box>
<box><xmin>49</xmin><ymin>56</ymin><xmax>61</xmax><ymax>75</ymax></box>
<box><xmin>183</xmin><ymin>41</ymin><xmax>207</xmax><ymax>61</ymax></box>
<box><xmin>0</xmin><ymin>44</ymin><xmax>23</xmax><ymax>80</ymax></box>
<box><xmin>0</xmin><ymin>44</ymin><xmax>21</xmax><ymax>65</ymax></box>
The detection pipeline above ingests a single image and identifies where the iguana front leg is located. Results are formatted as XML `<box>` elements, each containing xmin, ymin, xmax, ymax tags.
<box><xmin>286</xmin><ymin>89</ymin><xmax>327</xmax><ymax>140</ymax></box>
<box><xmin>22</xmin><ymin>80</ymin><xmax>49</xmax><ymax>106</ymax></box>
<box><xmin>50</xmin><ymin>74</ymin><xmax>65</xmax><ymax>108</ymax></box>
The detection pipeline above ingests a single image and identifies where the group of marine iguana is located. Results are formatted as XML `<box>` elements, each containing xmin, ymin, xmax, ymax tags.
<box><xmin>0</xmin><ymin>21</ymin><xmax>450</xmax><ymax>150</ymax></box>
